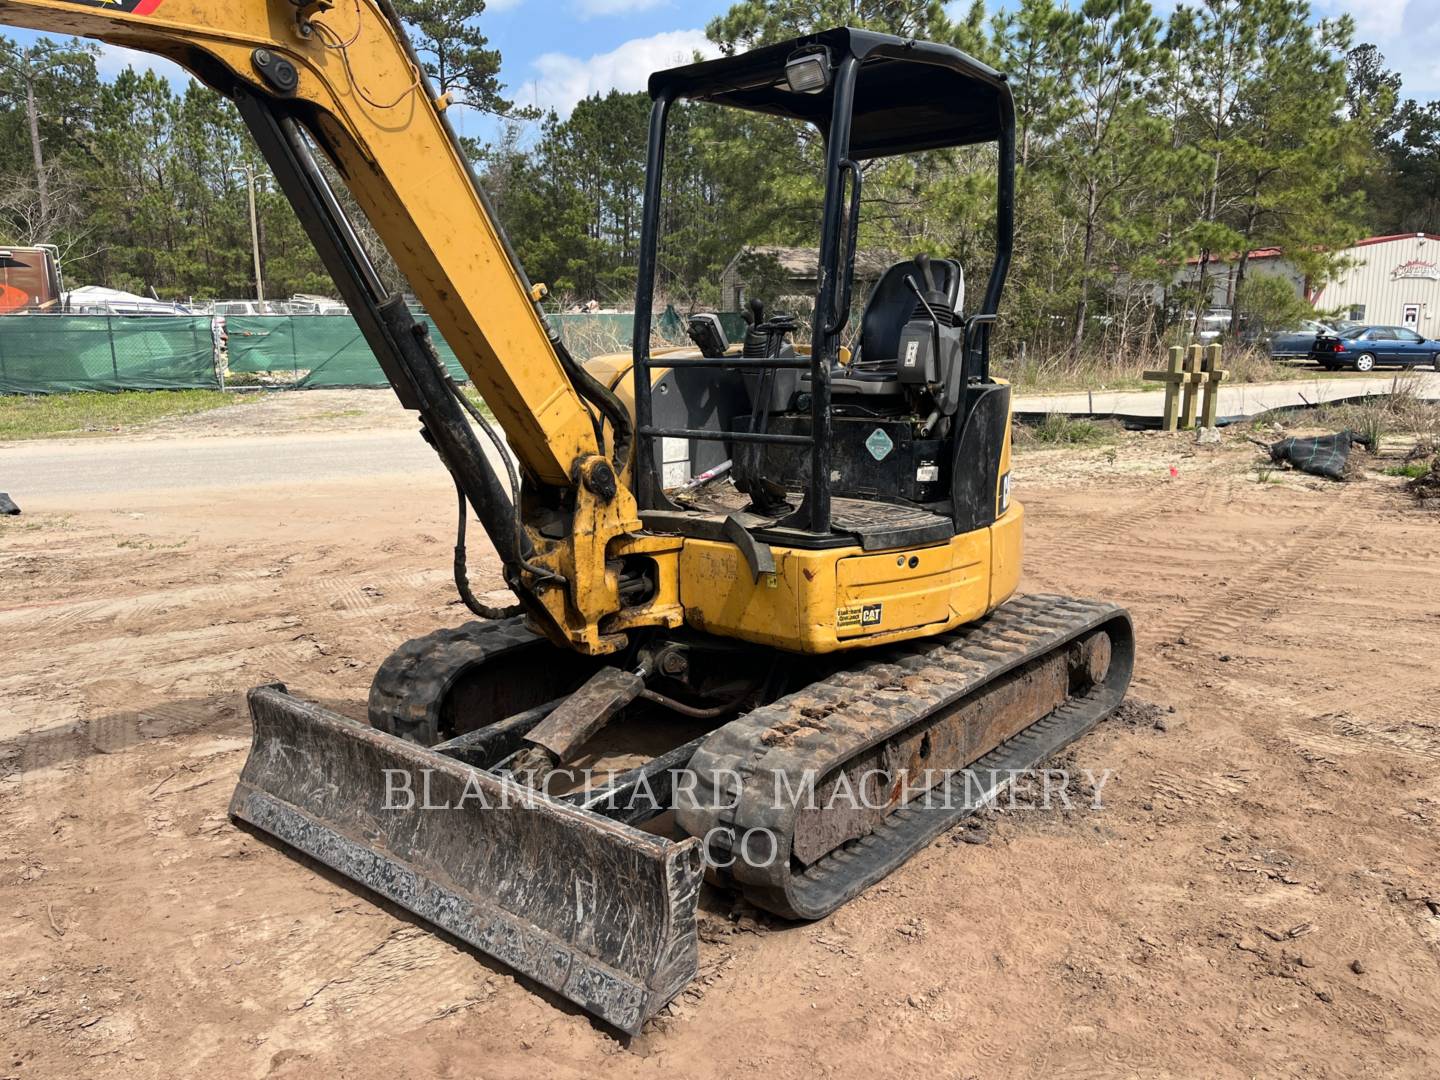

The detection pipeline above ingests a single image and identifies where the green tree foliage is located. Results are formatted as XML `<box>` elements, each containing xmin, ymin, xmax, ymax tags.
<box><xmin>707</xmin><ymin>1</ymin><xmax>977</xmax><ymax>54</ymax></box>
<box><xmin>1389</xmin><ymin>101</ymin><xmax>1440</xmax><ymax>232</ymax></box>
<box><xmin>392</xmin><ymin>0</ymin><xmax>515</xmax><ymax>116</ymax></box>
<box><xmin>1341</xmin><ymin>44</ymin><xmax>1439</xmax><ymax>235</ymax></box>
<box><xmin>1050</xmin><ymin>0</ymin><xmax>1166</xmax><ymax>353</ymax></box>
<box><xmin>0</xmin><ymin>37</ymin><xmax>100</xmax><ymax>251</ymax></box>
<box><xmin>0</xmin><ymin>0</ymin><xmax>1429</xmax><ymax>361</ymax></box>
<box><xmin>1235</xmin><ymin>271</ymin><xmax>1314</xmax><ymax>332</ymax></box>
<box><xmin>490</xmin><ymin>92</ymin><xmax>814</xmax><ymax>310</ymax></box>
<box><xmin>0</xmin><ymin>49</ymin><xmax>331</xmax><ymax>299</ymax></box>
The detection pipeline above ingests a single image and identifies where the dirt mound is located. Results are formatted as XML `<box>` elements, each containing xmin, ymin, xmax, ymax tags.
<box><xmin>1111</xmin><ymin>697</ymin><xmax>1172</xmax><ymax>730</ymax></box>
<box><xmin>1406</xmin><ymin>459</ymin><xmax>1440</xmax><ymax>502</ymax></box>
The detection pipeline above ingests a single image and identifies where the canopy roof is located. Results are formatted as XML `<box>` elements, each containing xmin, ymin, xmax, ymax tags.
<box><xmin>649</xmin><ymin>27</ymin><xmax>1011</xmax><ymax>160</ymax></box>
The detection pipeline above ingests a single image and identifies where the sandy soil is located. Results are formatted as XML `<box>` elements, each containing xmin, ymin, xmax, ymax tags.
<box><xmin>142</xmin><ymin>388</ymin><xmax>423</xmax><ymax>439</ymax></box>
<box><xmin>2</xmin><ymin>416</ymin><xmax>1438</xmax><ymax>1079</ymax></box>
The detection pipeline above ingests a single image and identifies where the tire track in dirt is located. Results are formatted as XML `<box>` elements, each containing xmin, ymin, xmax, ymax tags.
<box><xmin>0</xmin><ymin>566</ymin><xmax>449</xmax><ymax>643</ymax></box>
<box><xmin>1279</xmin><ymin>710</ymin><xmax>1440</xmax><ymax>764</ymax></box>
<box><xmin>1149</xmin><ymin>485</ymin><xmax>1375</xmax><ymax>648</ymax></box>
<box><xmin>0</xmin><ymin>563</ymin><xmax>454</xmax><ymax>742</ymax></box>
<box><xmin>1030</xmin><ymin>474</ymin><xmax>1230</xmax><ymax>570</ymax></box>
<box><xmin>1147</xmin><ymin>767</ymin><xmax>1257</xmax><ymax>808</ymax></box>
<box><xmin>1138</xmin><ymin>483</ymin><xmax>1440</xmax><ymax>769</ymax></box>
<box><xmin>176</xmin><ymin>918</ymin><xmax>498</xmax><ymax>1075</ymax></box>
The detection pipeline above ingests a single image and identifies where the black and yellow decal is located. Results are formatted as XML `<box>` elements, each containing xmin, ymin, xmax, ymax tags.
<box><xmin>60</xmin><ymin>0</ymin><xmax>165</xmax><ymax>14</ymax></box>
<box><xmin>836</xmin><ymin>603</ymin><xmax>884</xmax><ymax>630</ymax></box>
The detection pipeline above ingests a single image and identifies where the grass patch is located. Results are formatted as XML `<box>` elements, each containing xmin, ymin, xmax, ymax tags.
<box><xmin>1314</xmin><ymin>379</ymin><xmax>1440</xmax><ymax>446</ymax></box>
<box><xmin>1356</xmin><ymin>411</ymin><xmax>1388</xmax><ymax>456</ymax></box>
<box><xmin>996</xmin><ymin>343</ymin><xmax>1338</xmax><ymax>395</ymax></box>
<box><xmin>1020</xmin><ymin>413</ymin><xmax>1120</xmax><ymax>448</ymax></box>
<box><xmin>0</xmin><ymin>390</ymin><xmax>250</xmax><ymax>440</ymax></box>
<box><xmin>1384</xmin><ymin>462</ymin><xmax>1433</xmax><ymax>479</ymax></box>
<box><xmin>116</xmin><ymin>536</ymin><xmax>190</xmax><ymax>551</ymax></box>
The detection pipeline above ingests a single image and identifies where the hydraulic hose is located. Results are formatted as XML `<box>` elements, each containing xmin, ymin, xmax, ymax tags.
<box><xmin>453</xmin><ymin>482</ymin><xmax>523</xmax><ymax>620</ymax></box>
<box><xmin>446</xmin><ymin>376</ymin><xmax>566</xmax><ymax>588</ymax></box>
<box><xmin>546</xmin><ymin>322</ymin><xmax>635</xmax><ymax>475</ymax></box>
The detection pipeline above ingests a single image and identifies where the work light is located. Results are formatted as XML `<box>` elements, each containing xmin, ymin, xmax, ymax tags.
<box><xmin>785</xmin><ymin>50</ymin><xmax>830</xmax><ymax>94</ymax></box>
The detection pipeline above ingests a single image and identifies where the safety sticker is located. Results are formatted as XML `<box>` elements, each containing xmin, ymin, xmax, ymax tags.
<box><xmin>865</xmin><ymin>428</ymin><xmax>894</xmax><ymax>462</ymax></box>
<box><xmin>837</xmin><ymin>603</ymin><xmax>884</xmax><ymax>629</ymax></box>
<box><xmin>60</xmin><ymin>0</ymin><xmax>166</xmax><ymax>12</ymax></box>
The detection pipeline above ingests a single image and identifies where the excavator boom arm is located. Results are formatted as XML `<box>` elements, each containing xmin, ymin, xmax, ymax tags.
<box><xmin>0</xmin><ymin>0</ymin><xmax>643</xmax><ymax>647</ymax></box>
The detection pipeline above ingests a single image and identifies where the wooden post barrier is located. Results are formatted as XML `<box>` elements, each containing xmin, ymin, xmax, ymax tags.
<box><xmin>1144</xmin><ymin>346</ymin><xmax>1192</xmax><ymax>431</ymax></box>
<box><xmin>1144</xmin><ymin>343</ymin><xmax>1229</xmax><ymax>431</ymax></box>
<box><xmin>1200</xmin><ymin>343</ymin><xmax>1228</xmax><ymax>428</ymax></box>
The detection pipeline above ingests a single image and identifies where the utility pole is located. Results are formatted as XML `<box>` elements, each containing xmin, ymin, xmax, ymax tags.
<box><xmin>235</xmin><ymin>164</ymin><xmax>264</xmax><ymax>303</ymax></box>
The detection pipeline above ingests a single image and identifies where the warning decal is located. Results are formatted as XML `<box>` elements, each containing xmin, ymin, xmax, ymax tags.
<box><xmin>837</xmin><ymin>603</ymin><xmax>884</xmax><ymax>630</ymax></box>
<box><xmin>59</xmin><ymin>0</ymin><xmax>166</xmax><ymax>14</ymax></box>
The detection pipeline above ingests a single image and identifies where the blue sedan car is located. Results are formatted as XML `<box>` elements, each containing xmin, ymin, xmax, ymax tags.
<box><xmin>1311</xmin><ymin>324</ymin><xmax>1440</xmax><ymax>372</ymax></box>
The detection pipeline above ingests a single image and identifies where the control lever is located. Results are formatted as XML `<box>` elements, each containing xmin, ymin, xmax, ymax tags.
<box><xmin>905</xmin><ymin>274</ymin><xmax>944</xmax><ymax>362</ymax></box>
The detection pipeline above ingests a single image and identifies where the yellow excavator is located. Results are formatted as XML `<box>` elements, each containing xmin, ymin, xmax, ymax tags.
<box><xmin>3</xmin><ymin>0</ymin><xmax>1133</xmax><ymax>1033</ymax></box>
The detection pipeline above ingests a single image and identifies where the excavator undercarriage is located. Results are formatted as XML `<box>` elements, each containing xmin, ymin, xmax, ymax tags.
<box><xmin>233</xmin><ymin>595</ymin><xmax>1132</xmax><ymax>1033</ymax></box>
<box><xmin>0</xmin><ymin>2</ymin><xmax>1137</xmax><ymax>1036</ymax></box>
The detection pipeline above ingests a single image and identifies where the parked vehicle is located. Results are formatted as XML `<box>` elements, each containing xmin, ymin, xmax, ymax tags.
<box><xmin>0</xmin><ymin>245</ymin><xmax>62</xmax><ymax>312</ymax></box>
<box><xmin>65</xmin><ymin>284</ymin><xmax>196</xmax><ymax>315</ymax></box>
<box><xmin>1311</xmin><ymin>324</ymin><xmax>1440</xmax><ymax>372</ymax></box>
<box><xmin>211</xmin><ymin>296</ymin><xmax>350</xmax><ymax>317</ymax></box>
<box><xmin>1268</xmin><ymin>319</ymin><xmax>1330</xmax><ymax>359</ymax></box>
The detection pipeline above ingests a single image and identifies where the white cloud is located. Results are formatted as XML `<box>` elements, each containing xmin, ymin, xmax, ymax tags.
<box><xmin>1313</xmin><ymin>0</ymin><xmax>1411</xmax><ymax>41</ymax></box>
<box><xmin>1304</xmin><ymin>0</ymin><xmax>1439</xmax><ymax>99</ymax></box>
<box><xmin>573</xmin><ymin>0</ymin><xmax>668</xmax><ymax>16</ymax></box>
<box><xmin>524</xmin><ymin>29</ymin><xmax>717</xmax><ymax>118</ymax></box>
<box><xmin>486</xmin><ymin>0</ymin><xmax>525</xmax><ymax>11</ymax></box>
<box><xmin>1357</xmin><ymin>0</ymin><xmax>1440</xmax><ymax>99</ymax></box>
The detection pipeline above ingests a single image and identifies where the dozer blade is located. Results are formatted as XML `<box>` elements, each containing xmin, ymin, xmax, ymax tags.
<box><xmin>229</xmin><ymin>686</ymin><xmax>704</xmax><ymax>1035</ymax></box>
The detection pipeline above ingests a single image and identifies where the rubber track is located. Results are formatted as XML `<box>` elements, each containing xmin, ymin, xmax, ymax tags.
<box><xmin>677</xmin><ymin>594</ymin><xmax>1134</xmax><ymax>919</ymax></box>
<box><xmin>367</xmin><ymin>617</ymin><xmax>540</xmax><ymax>743</ymax></box>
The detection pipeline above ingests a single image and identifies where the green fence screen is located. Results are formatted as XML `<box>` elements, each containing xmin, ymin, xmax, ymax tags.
<box><xmin>225</xmin><ymin>315</ymin><xmax>467</xmax><ymax>388</ymax></box>
<box><xmin>0</xmin><ymin>315</ymin><xmax>218</xmax><ymax>394</ymax></box>
<box><xmin>0</xmin><ymin>310</ymin><xmax>754</xmax><ymax>395</ymax></box>
<box><xmin>226</xmin><ymin>311</ymin><xmax>750</xmax><ymax>388</ymax></box>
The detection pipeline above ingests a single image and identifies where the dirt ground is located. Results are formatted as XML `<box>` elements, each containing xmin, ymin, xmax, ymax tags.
<box><xmin>2</xmin><ymin>406</ymin><xmax>1438</xmax><ymax>1079</ymax></box>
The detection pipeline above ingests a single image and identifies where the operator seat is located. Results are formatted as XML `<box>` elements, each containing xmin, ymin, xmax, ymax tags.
<box><xmin>832</xmin><ymin>256</ymin><xmax>964</xmax><ymax>397</ymax></box>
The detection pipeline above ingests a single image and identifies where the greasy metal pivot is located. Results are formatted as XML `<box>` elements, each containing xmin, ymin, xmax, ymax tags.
<box><xmin>251</xmin><ymin>49</ymin><xmax>299</xmax><ymax>95</ymax></box>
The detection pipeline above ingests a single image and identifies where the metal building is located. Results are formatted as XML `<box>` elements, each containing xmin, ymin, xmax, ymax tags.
<box><xmin>1312</xmin><ymin>233</ymin><xmax>1440</xmax><ymax>332</ymax></box>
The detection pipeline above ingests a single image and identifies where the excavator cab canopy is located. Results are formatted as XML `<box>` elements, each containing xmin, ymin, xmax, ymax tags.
<box><xmin>632</xmin><ymin>28</ymin><xmax>1016</xmax><ymax>531</ymax></box>
<box><xmin>647</xmin><ymin>27</ymin><xmax>1011</xmax><ymax>159</ymax></box>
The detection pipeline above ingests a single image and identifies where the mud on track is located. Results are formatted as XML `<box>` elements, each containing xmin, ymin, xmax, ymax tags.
<box><xmin>2</xmin><ymin>417</ymin><xmax>1439</xmax><ymax>1078</ymax></box>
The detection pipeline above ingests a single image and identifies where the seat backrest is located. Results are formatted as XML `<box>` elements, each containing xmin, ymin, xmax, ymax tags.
<box><xmin>858</xmin><ymin>258</ymin><xmax>964</xmax><ymax>364</ymax></box>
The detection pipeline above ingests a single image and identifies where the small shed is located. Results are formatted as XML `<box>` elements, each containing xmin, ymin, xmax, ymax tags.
<box><xmin>719</xmin><ymin>245</ymin><xmax>896</xmax><ymax>314</ymax></box>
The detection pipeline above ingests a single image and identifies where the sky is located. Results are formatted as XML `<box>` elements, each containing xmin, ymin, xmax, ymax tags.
<box><xmin>2</xmin><ymin>0</ymin><xmax>1436</xmax><ymax>146</ymax></box>
<box><xmin>462</xmin><ymin>0</ymin><xmax>1440</xmax><ymax>143</ymax></box>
